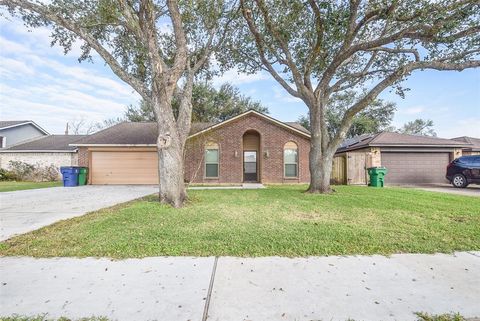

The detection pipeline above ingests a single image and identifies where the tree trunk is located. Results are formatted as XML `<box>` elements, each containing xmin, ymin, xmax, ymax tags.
<box><xmin>157</xmin><ymin>137</ymin><xmax>186</xmax><ymax>207</ymax></box>
<box><xmin>155</xmin><ymin>100</ymin><xmax>187</xmax><ymax>208</ymax></box>
<box><xmin>308</xmin><ymin>134</ymin><xmax>334</xmax><ymax>193</ymax></box>
<box><xmin>307</xmin><ymin>102</ymin><xmax>334</xmax><ymax>194</ymax></box>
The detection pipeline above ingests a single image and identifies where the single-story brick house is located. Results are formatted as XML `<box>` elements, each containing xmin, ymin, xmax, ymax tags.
<box><xmin>0</xmin><ymin>135</ymin><xmax>87</xmax><ymax>178</ymax></box>
<box><xmin>73</xmin><ymin>110</ymin><xmax>311</xmax><ymax>184</ymax></box>
<box><xmin>333</xmin><ymin>132</ymin><xmax>469</xmax><ymax>185</ymax></box>
<box><xmin>71</xmin><ymin>110</ymin><xmax>471</xmax><ymax>186</ymax></box>
<box><xmin>451</xmin><ymin>136</ymin><xmax>480</xmax><ymax>155</ymax></box>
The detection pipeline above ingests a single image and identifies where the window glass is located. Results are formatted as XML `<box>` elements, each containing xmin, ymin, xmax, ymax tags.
<box><xmin>205</xmin><ymin>149</ymin><xmax>219</xmax><ymax>163</ymax></box>
<box><xmin>205</xmin><ymin>147</ymin><xmax>219</xmax><ymax>177</ymax></box>
<box><xmin>285</xmin><ymin>164</ymin><xmax>297</xmax><ymax>177</ymax></box>
<box><xmin>284</xmin><ymin>149</ymin><xmax>298</xmax><ymax>163</ymax></box>
<box><xmin>205</xmin><ymin>164</ymin><xmax>218</xmax><ymax>177</ymax></box>
<box><xmin>284</xmin><ymin>142</ymin><xmax>298</xmax><ymax>178</ymax></box>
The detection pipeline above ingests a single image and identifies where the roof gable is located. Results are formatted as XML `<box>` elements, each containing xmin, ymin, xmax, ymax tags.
<box><xmin>0</xmin><ymin>120</ymin><xmax>49</xmax><ymax>135</ymax></box>
<box><xmin>72</xmin><ymin>111</ymin><xmax>310</xmax><ymax>146</ymax></box>
<box><xmin>187</xmin><ymin>110</ymin><xmax>311</xmax><ymax>139</ymax></box>
<box><xmin>452</xmin><ymin>136</ymin><xmax>480</xmax><ymax>150</ymax></box>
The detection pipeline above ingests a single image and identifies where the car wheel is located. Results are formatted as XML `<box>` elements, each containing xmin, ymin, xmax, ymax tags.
<box><xmin>452</xmin><ymin>174</ymin><xmax>468</xmax><ymax>188</ymax></box>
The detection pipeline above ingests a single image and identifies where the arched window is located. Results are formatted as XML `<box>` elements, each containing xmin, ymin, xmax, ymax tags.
<box><xmin>205</xmin><ymin>142</ymin><xmax>219</xmax><ymax>178</ymax></box>
<box><xmin>284</xmin><ymin>141</ymin><xmax>298</xmax><ymax>178</ymax></box>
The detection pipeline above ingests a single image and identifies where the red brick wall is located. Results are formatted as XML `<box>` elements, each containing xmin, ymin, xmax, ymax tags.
<box><xmin>184</xmin><ymin>113</ymin><xmax>310</xmax><ymax>183</ymax></box>
<box><xmin>78</xmin><ymin>147</ymin><xmax>89</xmax><ymax>167</ymax></box>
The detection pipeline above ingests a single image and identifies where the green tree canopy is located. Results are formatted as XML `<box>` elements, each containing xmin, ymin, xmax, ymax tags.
<box><xmin>397</xmin><ymin>119</ymin><xmax>436</xmax><ymax>137</ymax></box>
<box><xmin>124</xmin><ymin>82</ymin><xmax>268</xmax><ymax>123</ymax></box>
<box><xmin>298</xmin><ymin>93</ymin><xmax>396</xmax><ymax>138</ymax></box>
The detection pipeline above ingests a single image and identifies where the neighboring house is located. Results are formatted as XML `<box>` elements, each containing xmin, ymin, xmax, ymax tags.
<box><xmin>0</xmin><ymin>120</ymin><xmax>49</xmax><ymax>148</ymax></box>
<box><xmin>333</xmin><ymin>132</ymin><xmax>469</xmax><ymax>185</ymax></box>
<box><xmin>73</xmin><ymin>110</ymin><xmax>311</xmax><ymax>185</ymax></box>
<box><xmin>451</xmin><ymin>136</ymin><xmax>480</xmax><ymax>155</ymax></box>
<box><xmin>0</xmin><ymin>135</ymin><xmax>87</xmax><ymax>177</ymax></box>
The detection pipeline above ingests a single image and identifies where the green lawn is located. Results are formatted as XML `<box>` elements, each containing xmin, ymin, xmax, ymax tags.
<box><xmin>0</xmin><ymin>181</ymin><xmax>62</xmax><ymax>192</ymax></box>
<box><xmin>0</xmin><ymin>185</ymin><xmax>479</xmax><ymax>258</ymax></box>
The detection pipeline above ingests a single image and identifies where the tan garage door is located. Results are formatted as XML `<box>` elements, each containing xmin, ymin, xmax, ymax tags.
<box><xmin>381</xmin><ymin>152</ymin><xmax>450</xmax><ymax>184</ymax></box>
<box><xmin>91</xmin><ymin>151</ymin><xmax>158</xmax><ymax>184</ymax></box>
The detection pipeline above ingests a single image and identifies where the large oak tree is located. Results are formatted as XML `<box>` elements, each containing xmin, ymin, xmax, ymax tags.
<box><xmin>1</xmin><ymin>0</ymin><xmax>236</xmax><ymax>207</ymax></box>
<box><xmin>219</xmin><ymin>0</ymin><xmax>480</xmax><ymax>193</ymax></box>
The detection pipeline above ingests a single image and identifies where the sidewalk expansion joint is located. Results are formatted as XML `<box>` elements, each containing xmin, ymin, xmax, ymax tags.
<box><xmin>202</xmin><ymin>256</ymin><xmax>218</xmax><ymax>321</ymax></box>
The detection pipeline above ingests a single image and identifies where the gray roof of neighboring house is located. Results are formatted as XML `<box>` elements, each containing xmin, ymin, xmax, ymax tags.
<box><xmin>72</xmin><ymin>112</ymin><xmax>310</xmax><ymax>146</ymax></box>
<box><xmin>0</xmin><ymin>121</ymin><xmax>31</xmax><ymax>128</ymax></box>
<box><xmin>451</xmin><ymin>136</ymin><xmax>480</xmax><ymax>151</ymax></box>
<box><xmin>0</xmin><ymin>135</ymin><xmax>87</xmax><ymax>152</ymax></box>
<box><xmin>0</xmin><ymin>120</ymin><xmax>50</xmax><ymax>135</ymax></box>
<box><xmin>337</xmin><ymin>132</ymin><xmax>470</xmax><ymax>153</ymax></box>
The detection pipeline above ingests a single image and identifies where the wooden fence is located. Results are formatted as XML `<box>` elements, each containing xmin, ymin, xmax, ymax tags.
<box><xmin>331</xmin><ymin>155</ymin><xmax>346</xmax><ymax>184</ymax></box>
<box><xmin>331</xmin><ymin>152</ymin><xmax>370</xmax><ymax>185</ymax></box>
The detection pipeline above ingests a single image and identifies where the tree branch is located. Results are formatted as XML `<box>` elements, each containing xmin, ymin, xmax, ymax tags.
<box><xmin>167</xmin><ymin>0</ymin><xmax>188</xmax><ymax>85</ymax></box>
<box><xmin>240</xmin><ymin>0</ymin><xmax>300</xmax><ymax>98</ymax></box>
<box><xmin>329</xmin><ymin>59</ymin><xmax>480</xmax><ymax>151</ymax></box>
<box><xmin>1</xmin><ymin>0</ymin><xmax>150</xmax><ymax>99</ymax></box>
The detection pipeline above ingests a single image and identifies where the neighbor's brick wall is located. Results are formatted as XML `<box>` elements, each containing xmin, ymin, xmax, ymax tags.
<box><xmin>0</xmin><ymin>152</ymin><xmax>77</xmax><ymax>178</ymax></box>
<box><xmin>78</xmin><ymin>147</ymin><xmax>89</xmax><ymax>167</ymax></box>
<box><xmin>184</xmin><ymin>113</ymin><xmax>311</xmax><ymax>183</ymax></box>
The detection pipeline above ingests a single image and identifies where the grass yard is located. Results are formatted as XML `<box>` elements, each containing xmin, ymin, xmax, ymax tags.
<box><xmin>0</xmin><ymin>185</ymin><xmax>479</xmax><ymax>258</ymax></box>
<box><xmin>0</xmin><ymin>181</ymin><xmax>62</xmax><ymax>192</ymax></box>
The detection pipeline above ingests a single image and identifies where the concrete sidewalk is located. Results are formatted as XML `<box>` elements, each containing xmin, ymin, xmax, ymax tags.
<box><xmin>1</xmin><ymin>252</ymin><xmax>479</xmax><ymax>321</ymax></box>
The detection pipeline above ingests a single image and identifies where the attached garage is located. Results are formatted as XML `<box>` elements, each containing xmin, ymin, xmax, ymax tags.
<box><xmin>90</xmin><ymin>150</ymin><xmax>158</xmax><ymax>185</ymax></box>
<box><xmin>381</xmin><ymin>152</ymin><xmax>450</xmax><ymax>184</ymax></box>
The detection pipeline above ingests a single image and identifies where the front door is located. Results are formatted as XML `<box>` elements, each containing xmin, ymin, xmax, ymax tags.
<box><xmin>243</xmin><ymin>151</ymin><xmax>258</xmax><ymax>182</ymax></box>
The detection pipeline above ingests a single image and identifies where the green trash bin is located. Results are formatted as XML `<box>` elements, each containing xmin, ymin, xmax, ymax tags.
<box><xmin>78</xmin><ymin>167</ymin><xmax>88</xmax><ymax>186</ymax></box>
<box><xmin>367</xmin><ymin>167</ymin><xmax>387</xmax><ymax>187</ymax></box>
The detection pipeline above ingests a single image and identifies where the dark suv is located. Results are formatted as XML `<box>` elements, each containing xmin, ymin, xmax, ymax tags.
<box><xmin>446</xmin><ymin>156</ymin><xmax>480</xmax><ymax>188</ymax></box>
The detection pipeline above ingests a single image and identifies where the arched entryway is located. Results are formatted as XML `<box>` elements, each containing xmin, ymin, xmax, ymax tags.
<box><xmin>242</xmin><ymin>130</ymin><xmax>260</xmax><ymax>182</ymax></box>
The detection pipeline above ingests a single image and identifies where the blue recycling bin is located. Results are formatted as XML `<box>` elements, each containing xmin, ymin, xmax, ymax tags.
<box><xmin>60</xmin><ymin>166</ymin><xmax>79</xmax><ymax>187</ymax></box>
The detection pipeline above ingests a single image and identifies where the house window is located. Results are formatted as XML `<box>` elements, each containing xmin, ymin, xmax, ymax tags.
<box><xmin>205</xmin><ymin>143</ymin><xmax>219</xmax><ymax>178</ymax></box>
<box><xmin>284</xmin><ymin>141</ymin><xmax>298</xmax><ymax>178</ymax></box>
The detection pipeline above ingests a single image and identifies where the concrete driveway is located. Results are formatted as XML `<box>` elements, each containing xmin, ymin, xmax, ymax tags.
<box><xmin>404</xmin><ymin>184</ymin><xmax>480</xmax><ymax>197</ymax></box>
<box><xmin>1</xmin><ymin>252</ymin><xmax>479</xmax><ymax>321</ymax></box>
<box><xmin>0</xmin><ymin>185</ymin><xmax>157</xmax><ymax>241</ymax></box>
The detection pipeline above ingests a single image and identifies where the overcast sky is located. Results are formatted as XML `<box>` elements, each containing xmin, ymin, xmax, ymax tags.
<box><xmin>1</xmin><ymin>17</ymin><xmax>479</xmax><ymax>138</ymax></box>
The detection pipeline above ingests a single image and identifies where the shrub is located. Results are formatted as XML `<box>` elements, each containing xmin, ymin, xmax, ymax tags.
<box><xmin>0</xmin><ymin>168</ymin><xmax>17</xmax><ymax>181</ymax></box>
<box><xmin>6</xmin><ymin>161</ymin><xmax>60</xmax><ymax>182</ymax></box>
<box><xmin>38</xmin><ymin>164</ymin><xmax>60</xmax><ymax>182</ymax></box>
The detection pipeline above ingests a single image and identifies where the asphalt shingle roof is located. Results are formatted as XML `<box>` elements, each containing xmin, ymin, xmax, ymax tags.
<box><xmin>73</xmin><ymin>117</ymin><xmax>309</xmax><ymax>146</ymax></box>
<box><xmin>2</xmin><ymin>135</ymin><xmax>87</xmax><ymax>151</ymax></box>
<box><xmin>337</xmin><ymin>132</ymin><xmax>470</xmax><ymax>152</ymax></box>
<box><xmin>451</xmin><ymin>136</ymin><xmax>480</xmax><ymax>151</ymax></box>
